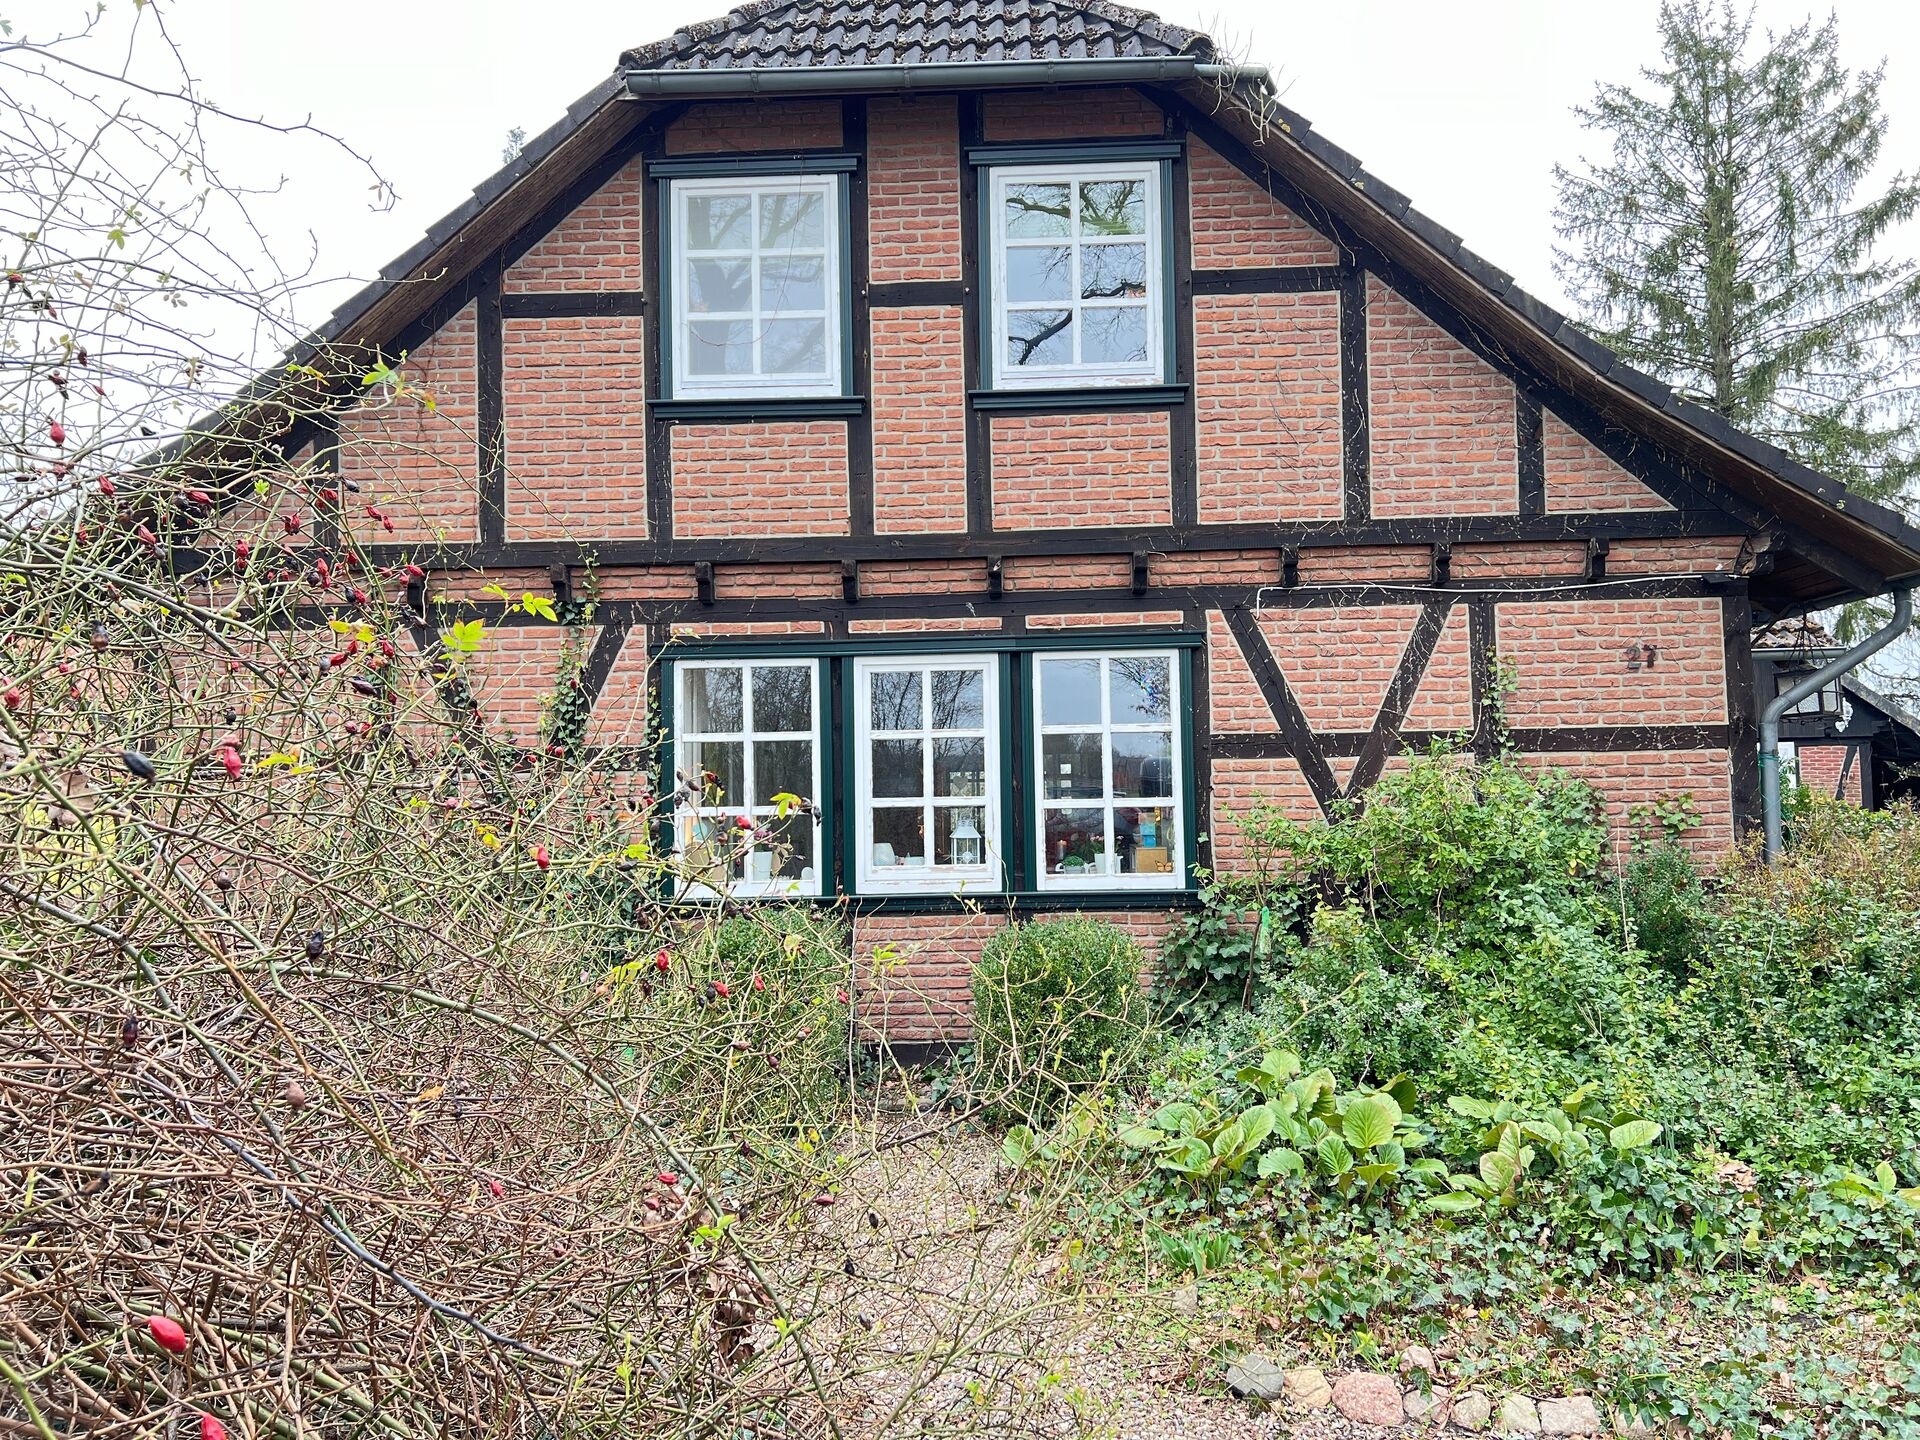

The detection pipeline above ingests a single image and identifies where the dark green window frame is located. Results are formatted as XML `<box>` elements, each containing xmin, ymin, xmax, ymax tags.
<box><xmin>654</xmin><ymin>633</ymin><xmax>1201</xmax><ymax>908</ymax></box>
<box><xmin>966</xmin><ymin>138</ymin><xmax>1183</xmax><ymax>410</ymax></box>
<box><xmin>651</xmin><ymin>152</ymin><xmax>861</xmax><ymax>421</ymax></box>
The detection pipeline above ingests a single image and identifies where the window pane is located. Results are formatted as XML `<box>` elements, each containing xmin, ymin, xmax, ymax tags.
<box><xmin>764</xmin><ymin>813</ymin><xmax>816</xmax><ymax>883</ymax></box>
<box><xmin>1112</xmin><ymin>730</ymin><xmax>1173</xmax><ymax>798</ymax></box>
<box><xmin>871</xmin><ymin>806</ymin><xmax>926</xmax><ymax>868</ymax></box>
<box><xmin>1005</xmin><ymin>246</ymin><xmax>1072</xmax><ymax>303</ymax></box>
<box><xmin>755</xmin><ymin>739</ymin><xmax>813</xmax><ymax>805</ymax></box>
<box><xmin>935</xmin><ymin>805</ymin><xmax>988</xmax><ymax>867</ymax></box>
<box><xmin>1080</xmin><ymin>179</ymin><xmax>1145</xmax><ymax>236</ymax></box>
<box><xmin>680</xmin><ymin>814</ymin><xmax>741</xmax><ymax>889</ymax></box>
<box><xmin>684</xmin><ymin>666</ymin><xmax>743</xmax><ymax>732</ymax></box>
<box><xmin>751</xmin><ymin>665</ymin><xmax>812</xmax><ymax>732</ymax></box>
<box><xmin>687</xmin><ymin>320</ymin><xmax>753</xmax><ymax>375</ymax></box>
<box><xmin>1041</xmin><ymin>731</ymin><xmax>1105</xmax><ymax>800</ymax></box>
<box><xmin>686</xmin><ymin>193</ymin><xmax>752</xmax><ymax>250</ymax></box>
<box><xmin>762</xmin><ymin>318</ymin><xmax>827</xmax><ymax>375</ymax></box>
<box><xmin>929</xmin><ymin>669</ymin><xmax>985</xmax><ymax>729</ymax></box>
<box><xmin>1040</xmin><ymin>658</ymin><xmax>1101</xmax><ymax>725</ymax></box>
<box><xmin>687</xmin><ymin>257</ymin><xmax>751</xmax><ymax>314</ymax></box>
<box><xmin>684</xmin><ymin>739</ymin><xmax>743</xmax><ymax>804</ymax></box>
<box><xmin>1004</xmin><ymin>182</ymin><xmax>1070</xmax><ymax>238</ymax></box>
<box><xmin>760</xmin><ymin>255</ymin><xmax>826</xmax><ymax>312</ymax></box>
<box><xmin>759</xmin><ymin>190</ymin><xmax>823</xmax><ymax>248</ymax></box>
<box><xmin>1007</xmin><ymin>310</ymin><xmax>1072</xmax><ymax>368</ymax></box>
<box><xmin>1080</xmin><ymin>244</ymin><xmax>1148</xmax><ymax>299</ymax></box>
<box><xmin>1116</xmin><ymin>806</ymin><xmax>1175</xmax><ymax>874</ymax></box>
<box><xmin>1083</xmin><ymin>306</ymin><xmax>1148</xmax><ymax>364</ymax></box>
<box><xmin>870</xmin><ymin>738</ymin><xmax>923</xmax><ymax>799</ymax></box>
<box><xmin>933</xmin><ymin>737</ymin><xmax>987</xmax><ymax>798</ymax></box>
<box><xmin>868</xmin><ymin>670</ymin><xmax>922</xmax><ymax>730</ymax></box>
<box><xmin>1044</xmin><ymin>807</ymin><xmax>1106</xmax><ymax>877</ymax></box>
<box><xmin>1111</xmin><ymin>656</ymin><xmax>1171</xmax><ymax>723</ymax></box>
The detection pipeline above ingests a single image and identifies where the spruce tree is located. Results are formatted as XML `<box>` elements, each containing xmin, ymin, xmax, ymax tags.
<box><xmin>1553</xmin><ymin>1</ymin><xmax>1920</xmax><ymax>512</ymax></box>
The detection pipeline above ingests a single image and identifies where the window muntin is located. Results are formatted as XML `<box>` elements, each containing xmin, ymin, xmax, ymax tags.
<box><xmin>854</xmin><ymin>656</ymin><xmax>1001</xmax><ymax>893</ymax></box>
<box><xmin>1034</xmin><ymin>651</ymin><xmax>1181</xmax><ymax>890</ymax></box>
<box><xmin>670</xmin><ymin>175</ymin><xmax>842</xmax><ymax>398</ymax></box>
<box><xmin>989</xmin><ymin>162</ymin><xmax>1163</xmax><ymax>389</ymax></box>
<box><xmin>673</xmin><ymin>660</ymin><xmax>821</xmax><ymax>897</ymax></box>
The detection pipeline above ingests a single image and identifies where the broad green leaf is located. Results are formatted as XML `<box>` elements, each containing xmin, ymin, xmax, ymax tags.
<box><xmin>1114</xmin><ymin>1124</ymin><xmax>1164</xmax><ymax>1150</ymax></box>
<box><xmin>1001</xmin><ymin>1126</ymin><xmax>1037</xmax><ymax>1169</ymax></box>
<box><xmin>1479</xmin><ymin>1150</ymin><xmax>1520</xmax><ymax>1194</ymax></box>
<box><xmin>1424</xmin><ymin>1191</ymin><xmax>1483</xmax><ymax>1214</ymax></box>
<box><xmin>1608</xmin><ymin>1120</ymin><xmax>1662</xmax><ymax>1152</ymax></box>
<box><xmin>1256</xmin><ymin>1147</ymin><xmax>1304</xmax><ymax>1180</ymax></box>
<box><xmin>1152</xmin><ymin>1101</ymin><xmax>1205</xmax><ymax>1135</ymax></box>
<box><xmin>1316</xmin><ymin>1133</ymin><xmax>1353</xmax><ymax>1177</ymax></box>
<box><xmin>1354</xmin><ymin>1162</ymin><xmax>1400</xmax><ymax>1186</ymax></box>
<box><xmin>1342</xmin><ymin>1094</ymin><xmax>1401</xmax><ymax>1151</ymax></box>
<box><xmin>1447</xmin><ymin>1095</ymin><xmax>1494</xmax><ymax>1122</ymax></box>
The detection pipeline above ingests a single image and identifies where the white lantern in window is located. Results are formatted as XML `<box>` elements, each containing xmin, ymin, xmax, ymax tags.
<box><xmin>952</xmin><ymin>815</ymin><xmax>982</xmax><ymax>868</ymax></box>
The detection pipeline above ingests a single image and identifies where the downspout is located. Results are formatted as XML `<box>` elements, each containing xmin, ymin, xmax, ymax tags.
<box><xmin>1760</xmin><ymin>588</ymin><xmax>1911</xmax><ymax>859</ymax></box>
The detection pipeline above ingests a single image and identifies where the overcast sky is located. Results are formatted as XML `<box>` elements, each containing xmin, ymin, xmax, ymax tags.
<box><xmin>111</xmin><ymin>0</ymin><xmax>1920</xmax><ymax>335</ymax></box>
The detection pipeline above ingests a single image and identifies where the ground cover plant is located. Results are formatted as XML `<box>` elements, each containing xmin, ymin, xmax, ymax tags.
<box><xmin>988</xmin><ymin>754</ymin><xmax>1920</xmax><ymax>1432</ymax></box>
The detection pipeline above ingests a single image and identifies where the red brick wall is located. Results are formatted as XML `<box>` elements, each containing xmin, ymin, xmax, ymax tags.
<box><xmin>1209</xmin><ymin>755</ymin><xmax>1324</xmax><ymax>865</ymax></box>
<box><xmin>864</xmin><ymin>557</ymin><xmax>981</xmax><ymax>596</ymax></box>
<box><xmin>670</xmin><ymin>423</ymin><xmax>850</xmax><ymax>537</ymax></box>
<box><xmin>1498</xmin><ymin>598</ymin><xmax>1727</xmax><ymax>727</ymax></box>
<box><xmin>502</xmin><ymin>314</ymin><xmax>647</xmax><ymax>540</ymax></box>
<box><xmin>1194</xmin><ymin>291</ymin><xmax>1345</xmax><ymax>522</ymax></box>
<box><xmin>990</xmin><ymin>412</ymin><xmax>1172</xmax><ymax>529</ymax></box>
<box><xmin>1519</xmin><ymin>749</ymin><xmax>1735</xmax><ymax>854</ymax></box>
<box><xmin>587</xmin><ymin>638</ymin><xmax>651</xmax><ymax>748</ymax></box>
<box><xmin>981</xmin><ymin>88</ymin><xmax>1162</xmax><ymax>141</ymax></box>
<box><xmin>1002</xmin><ymin>554</ymin><xmax>1133</xmax><ymax>591</ymax></box>
<box><xmin>1256</xmin><ymin>605</ymin><xmax>1425</xmax><ymax>731</ymax></box>
<box><xmin>1404</xmin><ymin>605</ymin><xmax>1475</xmax><ymax>732</ymax></box>
<box><xmin>1367</xmin><ymin>276</ymin><xmax>1518</xmax><ymax>517</ymax></box>
<box><xmin>340</xmin><ymin>304</ymin><xmax>479</xmax><ymax>544</ymax></box>
<box><xmin>868</xmin><ymin>96</ymin><xmax>961</xmax><ymax>282</ymax></box>
<box><xmin>1028</xmin><ymin>610</ymin><xmax>1186</xmax><ymax>629</ymax></box>
<box><xmin>1207</xmin><ymin>610</ymin><xmax>1268</xmax><ymax>733</ymax></box>
<box><xmin>1188</xmin><ymin>139</ymin><xmax>1340</xmax><ymax>268</ymax></box>
<box><xmin>503</xmin><ymin>157</ymin><xmax>643</xmax><ymax>293</ymax></box>
<box><xmin>1795</xmin><ymin>742</ymin><xmax>1867</xmax><ymax>804</ymax></box>
<box><xmin>872</xmin><ymin>307</ymin><xmax>969</xmax><ymax>533</ymax></box>
<box><xmin>665</xmin><ymin>100</ymin><xmax>842</xmax><ymax>154</ymax></box>
<box><xmin>451</xmin><ymin>626</ymin><xmax>578</xmax><ymax>745</ymax></box>
<box><xmin>1543</xmin><ymin>412</ymin><xmax>1672</xmax><ymax>513</ymax></box>
<box><xmin>1606</xmin><ymin>536</ymin><xmax>1747</xmax><ymax>575</ymax></box>
<box><xmin>847</xmin><ymin>616</ymin><xmax>1005</xmax><ymax>634</ymax></box>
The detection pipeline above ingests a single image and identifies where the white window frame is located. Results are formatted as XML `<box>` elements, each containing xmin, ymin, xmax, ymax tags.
<box><xmin>1032</xmin><ymin>650</ymin><xmax>1184</xmax><ymax>893</ymax></box>
<box><xmin>988</xmin><ymin>160</ymin><xmax>1165</xmax><ymax>390</ymax></box>
<box><xmin>672</xmin><ymin>658</ymin><xmax>823</xmax><ymax>899</ymax></box>
<box><xmin>669</xmin><ymin>173</ymin><xmax>844</xmax><ymax>400</ymax></box>
<box><xmin>853</xmin><ymin>655</ymin><xmax>1003</xmax><ymax>895</ymax></box>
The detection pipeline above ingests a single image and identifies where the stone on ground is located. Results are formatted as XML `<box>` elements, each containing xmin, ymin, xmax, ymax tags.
<box><xmin>1450</xmin><ymin>1392</ymin><xmax>1493</xmax><ymax>1431</ymax></box>
<box><xmin>1332</xmin><ymin>1371</ymin><xmax>1406</xmax><ymax>1425</ymax></box>
<box><xmin>1496</xmin><ymin>1393</ymin><xmax>1541</xmax><ymax>1434</ymax></box>
<box><xmin>1284</xmin><ymin>1366</ymin><xmax>1333</xmax><ymax>1408</ymax></box>
<box><xmin>1223</xmin><ymin>1351</ymin><xmax>1288</xmax><ymax>1402</ymax></box>
<box><xmin>1612</xmin><ymin>1407</ymin><xmax>1660</xmax><ymax>1436</ymax></box>
<box><xmin>1539</xmin><ymin>1395</ymin><xmax>1603</xmax><ymax>1435</ymax></box>
<box><xmin>1405</xmin><ymin>1385</ymin><xmax>1451</xmax><ymax>1421</ymax></box>
<box><xmin>1400</xmin><ymin>1343</ymin><xmax>1439</xmax><ymax>1376</ymax></box>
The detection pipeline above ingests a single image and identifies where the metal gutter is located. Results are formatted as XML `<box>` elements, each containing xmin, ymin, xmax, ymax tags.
<box><xmin>622</xmin><ymin>59</ymin><xmax>1269</xmax><ymax>97</ymax></box>
<box><xmin>1760</xmin><ymin>588</ymin><xmax>1912</xmax><ymax>859</ymax></box>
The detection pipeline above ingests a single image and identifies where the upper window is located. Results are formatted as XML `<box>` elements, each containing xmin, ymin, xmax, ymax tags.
<box><xmin>669</xmin><ymin>174</ymin><xmax>843</xmax><ymax>399</ymax></box>
<box><xmin>1033</xmin><ymin>651</ymin><xmax>1183</xmax><ymax>891</ymax></box>
<box><xmin>673</xmin><ymin>659</ymin><xmax>821</xmax><ymax>897</ymax></box>
<box><xmin>854</xmin><ymin>656</ymin><xmax>1001</xmax><ymax>894</ymax></box>
<box><xmin>988</xmin><ymin>162</ymin><xmax>1164</xmax><ymax>390</ymax></box>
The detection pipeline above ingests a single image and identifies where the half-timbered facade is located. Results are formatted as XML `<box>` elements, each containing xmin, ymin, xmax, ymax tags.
<box><xmin>180</xmin><ymin>0</ymin><xmax>1920</xmax><ymax>1041</ymax></box>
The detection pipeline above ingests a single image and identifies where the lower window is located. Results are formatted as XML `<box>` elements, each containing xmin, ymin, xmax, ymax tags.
<box><xmin>1034</xmin><ymin>650</ymin><xmax>1182</xmax><ymax>891</ymax></box>
<box><xmin>855</xmin><ymin>655</ymin><xmax>1002</xmax><ymax>894</ymax></box>
<box><xmin>673</xmin><ymin>658</ymin><xmax>821</xmax><ymax>897</ymax></box>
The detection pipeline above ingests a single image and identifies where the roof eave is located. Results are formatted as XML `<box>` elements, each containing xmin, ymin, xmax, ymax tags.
<box><xmin>621</xmin><ymin>57</ymin><xmax>1266</xmax><ymax>97</ymax></box>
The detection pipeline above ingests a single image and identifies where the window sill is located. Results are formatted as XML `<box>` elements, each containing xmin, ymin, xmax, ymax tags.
<box><xmin>969</xmin><ymin>384</ymin><xmax>1187</xmax><ymax>414</ymax></box>
<box><xmin>652</xmin><ymin>396</ymin><xmax>864</xmax><ymax>421</ymax></box>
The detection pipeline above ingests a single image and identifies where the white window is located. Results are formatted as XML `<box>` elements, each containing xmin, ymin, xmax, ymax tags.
<box><xmin>854</xmin><ymin>656</ymin><xmax>1001</xmax><ymax>894</ymax></box>
<box><xmin>673</xmin><ymin>660</ymin><xmax>821</xmax><ymax>897</ymax></box>
<box><xmin>670</xmin><ymin>175</ymin><xmax>842</xmax><ymax>398</ymax></box>
<box><xmin>989</xmin><ymin>162</ymin><xmax>1163</xmax><ymax>389</ymax></box>
<box><xmin>1034</xmin><ymin>651</ymin><xmax>1182</xmax><ymax>891</ymax></box>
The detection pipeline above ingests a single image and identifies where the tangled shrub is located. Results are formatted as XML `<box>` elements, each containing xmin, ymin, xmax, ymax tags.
<box><xmin>971</xmin><ymin>917</ymin><xmax>1150</xmax><ymax>1121</ymax></box>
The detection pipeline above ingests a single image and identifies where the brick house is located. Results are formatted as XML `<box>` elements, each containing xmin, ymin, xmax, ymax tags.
<box><xmin>185</xmin><ymin>0</ymin><xmax>1920</xmax><ymax>1040</ymax></box>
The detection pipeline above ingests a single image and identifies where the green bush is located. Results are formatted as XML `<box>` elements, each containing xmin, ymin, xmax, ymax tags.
<box><xmin>971</xmin><ymin>916</ymin><xmax>1149</xmax><ymax>1122</ymax></box>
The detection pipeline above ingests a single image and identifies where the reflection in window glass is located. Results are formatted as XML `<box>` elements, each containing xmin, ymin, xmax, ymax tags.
<box><xmin>1035</xmin><ymin>652</ymin><xmax>1180</xmax><ymax>888</ymax></box>
<box><xmin>675</xmin><ymin>661</ymin><xmax>819</xmax><ymax>896</ymax></box>
<box><xmin>857</xmin><ymin>658</ymin><xmax>998</xmax><ymax>889</ymax></box>
<box><xmin>994</xmin><ymin>163</ymin><xmax>1160</xmax><ymax>386</ymax></box>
